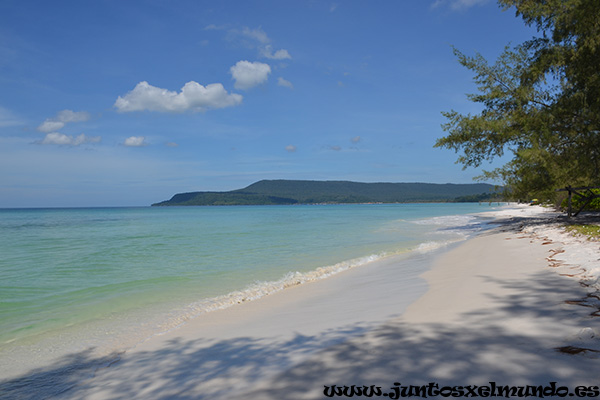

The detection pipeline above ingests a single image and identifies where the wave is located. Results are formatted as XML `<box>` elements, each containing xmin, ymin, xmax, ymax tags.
<box><xmin>416</xmin><ymin>239</ymin><xmax>463</xmax><ymax>253</ymax></box>
<box><xmin>154</xmin><ymin>232</ymin><xmax>471</xmax><ymax>334</ymax></box>
<box><xmin>156</xmin><ymin>252</ymin><xmax>391</xmax><ymax>332</ymax></box>
<box><xmin>410</xmin><ymin>213</ymin><xmax>492</xmax><ymax>240</ymax></box>
<box><xmin>411</xmin><ymin>213</ymin><xmax>479</xmax><ymax>227</ymax></box>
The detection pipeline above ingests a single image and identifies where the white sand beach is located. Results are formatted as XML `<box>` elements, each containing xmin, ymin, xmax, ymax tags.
<box><xmin>232</xmin><ymin>205</ymin><xmax>600</xmax><ymax>399</ymax></box>
<box><xmin>8</xmin><ymin>205</ymin><xmax>600</xmax><ymax>399</ymax></box>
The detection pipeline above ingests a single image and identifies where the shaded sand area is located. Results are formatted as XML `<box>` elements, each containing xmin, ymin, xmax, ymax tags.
<box><xmin>3</xmin><ymin>205</ymin><xmax>600</xmax><ymax>399</ymax></box>
<box><xmin>233</xmin><ymin>208</ymin><xmax>600</xmax><ymax>399</ymax></box>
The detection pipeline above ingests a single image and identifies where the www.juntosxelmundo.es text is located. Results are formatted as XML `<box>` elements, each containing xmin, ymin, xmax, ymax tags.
<box><xmin>323</xmin><ymin>382</ymin><xmax>600</xmax><ymax>398</ymax></box>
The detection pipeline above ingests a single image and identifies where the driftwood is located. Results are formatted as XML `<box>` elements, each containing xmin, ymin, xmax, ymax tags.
<box><xmin>556</xmin><ymin>186</ymin><xmax>600</xmax><ymax>217</ymax></box>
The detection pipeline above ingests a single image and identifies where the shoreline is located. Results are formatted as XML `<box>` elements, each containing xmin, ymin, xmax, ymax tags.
<box><xmin>58</xmin><ymin>244</ymin><xmax>448</xmax><ymax>399</ymax></box>
<box><xmin>3</xmin><ymin>204</ymin><xmax>599</xmax><ymax>399</ymax></box>
<box><xmin>0</xmin><ymin>203</ymin><xmax>486</xmax><ymax>386</ymax></box>
<box><xmin>230</xmin><ymin>205</ymin><xmax>600</xmax><ymax>399</ymax></box>
<box><xmin>0</xmin><ymin>209</ymin><xmax>490</xmax><ymax>399</ymax></box>
<box><xmin>0</xmin><ymin>223</ymin><xmax>473</xmax><ymax>388</ymax></box>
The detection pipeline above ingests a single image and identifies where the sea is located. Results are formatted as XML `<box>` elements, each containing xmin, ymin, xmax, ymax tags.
<box><xmin>0</xmin><ymin>203</ymin><xmax>504</xmax><ymax>389</ymax></box>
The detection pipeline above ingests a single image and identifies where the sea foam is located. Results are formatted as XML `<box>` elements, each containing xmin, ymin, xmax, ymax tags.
<box><xmin>157</xmin><ymin>252</ymin><xmax>392</xmax><ymax>332</ymax></box>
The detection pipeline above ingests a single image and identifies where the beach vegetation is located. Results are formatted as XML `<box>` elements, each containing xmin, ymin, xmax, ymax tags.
<box><xmin>565</xmin><ymin>224</ymin><xmax>600</xmax><ymax>240</ymax></box>
<box><xmin>560</xmin><ymin>189</ymin><xmax>600</xmax><ymax>211</ymax></box>
<box><xmin>436</xmin><ymin>0</ymin><xmax>600</xmax><ymax>202</ymax></box>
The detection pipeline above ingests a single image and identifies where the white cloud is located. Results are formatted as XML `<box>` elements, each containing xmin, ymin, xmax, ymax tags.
<box><xmin>124</xmin><ymin>136</ymin><xmax>147</xmax><ymax>147</ymax></box>
<box><xmin>285</xmin><ymin>145</ymin><xmax>297</xmax><ymax>153</ymax></box>
<box><xmin>261</xmin><ymin>45</ymin><xmax>292</xmax><ymax>60</ymax></box>
<box><xmin>351</xmin><ymin>136</ymin><xmax>361</xmax><ymax>143</ymax></box>
<box><xmin>114</xmin><ymin>81</ymin><xmax>243</xmax><ymax>113</ymax></box>
<box><xmin>431</xmin><ymin>0</ymin><xmax>489</xmax><ymax>9</ymax></box>
<box><xmin>57</xmin><ymin>110</ymin><xmax>90</xmax><ymax>123</ymax></box>
<box><xmin>40</xmin><ymin>132</ymin><xmax>101</xmax><ymax>146</ymax></box>
<box><xmin>41</xmin><ymin>133</ymin><xmax>72</xmax><ymax>145</ymax></box>
<box><xmin>204</xmin><ymin>24</ymin><xmax>225</xmax><ymax>31</ymax></box>
<box><xmin>277</xmin><ymin>77</ymin><xmax>294</xmax><ymax>89</ymax></box>
<box><xmin>38</xmin><ymin>120</ymin><xmax>65</xmax><ymax>132</ymax></box>
<box><xmin>241</xmin><ymin>28</ymin><xmax>291</xmax><ymax>59</ymax></box>
<box><xmin>230</xmin><ymin>61</ymin><xmax>271</xmax><ymax>90</ymax></box>
<box><xmin>330</xmin><ymin>145</ymin><xmax>342</xmax><ymax>151</ymax></box>
<box><xmin>241</xmin><ymin>27</ymin><xmax>270</xmax><ymax>44</ymax></box>
<box><xmin>37</xmin><ymin>110</ymin><xmax>90</xmax><ymax>133</ymax></box>
<box><xmin>166</xmin><ymin>142</ymin><xmax>179</xmax><ymax>147</ymax></box>
<box><xmin>218</xmin><ymin>26</ymin><xmax>292</xmax><ymax>61</ymax></box>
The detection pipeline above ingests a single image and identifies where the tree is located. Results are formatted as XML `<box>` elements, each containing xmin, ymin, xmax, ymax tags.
<box><xmin>436</xmin><ymin>0</ymin><xmax>600</xmax><ymax>201</ymax></box>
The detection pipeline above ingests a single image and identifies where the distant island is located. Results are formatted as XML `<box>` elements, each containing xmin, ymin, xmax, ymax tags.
<box><xmin>152</xmin><ymin>180</ymin><xmax>501</xmax><ymax>206</ymax></box>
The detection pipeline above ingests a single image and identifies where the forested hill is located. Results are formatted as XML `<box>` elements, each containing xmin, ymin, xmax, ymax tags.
<box><xmin>152</xmin><ymin>180</ymin><xmax>500</xmax><ymax>206</ymax></box>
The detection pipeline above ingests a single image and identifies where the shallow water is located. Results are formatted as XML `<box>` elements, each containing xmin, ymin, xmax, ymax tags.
<box><xmin>0</xmin><ymin>203</ymin><xmax>501</xmax><ymax>382</ymax></box>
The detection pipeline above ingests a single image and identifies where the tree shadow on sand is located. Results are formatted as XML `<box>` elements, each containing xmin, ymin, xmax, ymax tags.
<box><xmin>238</xmin><ymin>268</ymin><xmax>600</xmax><ymax>399</ymax></box>
<box><xmin>0</xmin><ymin>324</ymin><xmax>372</xmax><ymax>400</ymax></box>
<box><xmin>2</xmin><ymin>265</ymin><xmax>598</xmax><ymax>400</ymax></box>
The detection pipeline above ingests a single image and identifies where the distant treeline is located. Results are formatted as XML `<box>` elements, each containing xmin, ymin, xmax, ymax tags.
<box><xmin>152</xmin><ymin>180</ymin><xmax>502</xmax><ymax>206</ymax></box>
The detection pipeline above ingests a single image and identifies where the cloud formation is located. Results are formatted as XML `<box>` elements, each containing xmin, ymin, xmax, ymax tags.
<box><xmin>114</xmin><ymin>81</ymin><xmax>242</xmax><ymax>113</ymax></box>
<box><xmin>245</xmin><ymin>27</ymin><xmax>291</xmax><ymax>60</ymax></box>
<box><xmin>230</xmin><ymin>61</ymin><xmax>271</xmax><ymax>90</ymax></box>
<box><xmin>277</xmin><ymin>77</ymin><xmax>294</xmax><ymax>89</ymax></box>
<box><xmin>351</xmin><ymin>136</ymin><xmax>361</xmax><ymax>144</ymax></box>
<box><xmin>285</xmin><ymin>145</ymin><xmax>297</xmax><ymax>153</ymax></box>
<box><xmin>261</xmin><ymin>45</ymin><xmax>291</xmax><ymax>60</ymax></box>
<box><xmin>123</xmin><ymin>136</ymin><xmax>147</xmax><ymax>147</ymax></box>
<box><xmin>431</xmin><ymin>0</ymin><xmax>489</xmax><ymax>9</ymax></box>
<box><xmin>37</xmin><ymin>110</ymin><xmax>90</xmax><ymax>133</ymax></box>
<box><xmin>210</xmin><ymin>25</ymin><xmax>292</xmax><ymax>61</ymax></box>
<box><xmin>40</xmin><ymin>132</ymin><xmax>101</xmax><ymax>146</ymax></box>
<box><xmin>241</xmin><ymin>27</ymin><xmax>270</xmax><ymax>44</ymax></box>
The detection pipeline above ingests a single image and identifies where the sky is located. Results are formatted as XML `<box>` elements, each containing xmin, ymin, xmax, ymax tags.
<box><xmin>0</xmin><ymin>0</ymin><xmax>538</xmax><ymax>207</ymax></box>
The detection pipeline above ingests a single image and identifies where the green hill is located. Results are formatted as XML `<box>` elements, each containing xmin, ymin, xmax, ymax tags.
<box><xmin>152</xmin><ymin>180</ymin><xmax>501</xmax><ymax>206</ymax></box>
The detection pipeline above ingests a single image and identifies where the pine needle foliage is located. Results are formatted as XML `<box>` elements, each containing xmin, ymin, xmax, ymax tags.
<box><xmin>436</xmin><ymin>0</ymin><xmax>600</xmax><ymax>201</ymax></box>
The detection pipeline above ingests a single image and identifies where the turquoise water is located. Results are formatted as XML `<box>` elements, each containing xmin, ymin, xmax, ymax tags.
<box><xmin>0</xmin><ymin>203</ymin><xmax>501</xmax><ymax>379</ymax></box>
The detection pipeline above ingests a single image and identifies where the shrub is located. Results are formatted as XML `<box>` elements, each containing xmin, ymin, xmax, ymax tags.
<box><xmin>561</xmin><ymin>189</ymin><xmax>600</xmax><ymax>211</ymax></box>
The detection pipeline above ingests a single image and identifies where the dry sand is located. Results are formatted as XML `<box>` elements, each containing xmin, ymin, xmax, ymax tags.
<box><xmin>233</xmin><ymin>206</ymin><xmax>600</xmax><ymax>399</ymax></box>
<box><xmin>6</xmin><ymin>205</ymin><xmax>600</xmax><ymax>399</ymax></box>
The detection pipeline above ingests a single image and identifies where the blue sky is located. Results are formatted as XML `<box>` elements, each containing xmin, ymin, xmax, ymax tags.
<box><xmin>0</xmin><ymin>0</ymin><xmax>537</xmax><ymax>207</ymax></box>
